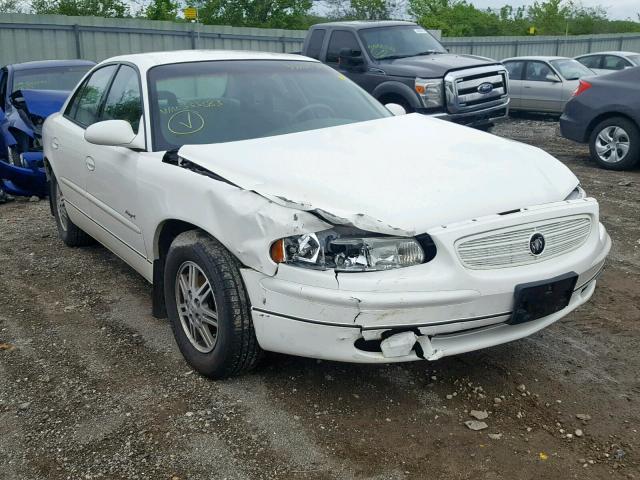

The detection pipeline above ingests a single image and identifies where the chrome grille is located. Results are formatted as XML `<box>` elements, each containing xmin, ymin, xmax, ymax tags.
<box><xmin>455</xmin><ymin>215</ymin><xmax>592</xmax><ymax>269</ymax></box>
<box><xmin>444</xmin><ymin>65</ymin><xmax>509</xmax><ymax>114</ymax></box>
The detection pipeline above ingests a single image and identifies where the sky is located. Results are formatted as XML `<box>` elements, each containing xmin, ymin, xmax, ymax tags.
<box><xmin>469</xmin><ymin>0</ymin><xmax>640</xmax><ymax>20</ymax></box>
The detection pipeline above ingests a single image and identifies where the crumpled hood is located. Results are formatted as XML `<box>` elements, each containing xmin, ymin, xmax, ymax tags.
<box><xmin>178</xmin><ymin>114</ymin><xmax>578</xmax><ymax>235</ymax></box>
<box><xmin>14</xmin><ymin>89</ymin><xmax>69</xmax><ymax>119</ymax></box>
<box><xmin>379</xmin><ymin>54</ymin><xmax>500</xmax><ymax>78</ymax></box>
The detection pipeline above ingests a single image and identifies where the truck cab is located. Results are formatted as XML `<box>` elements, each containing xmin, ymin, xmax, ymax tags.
<box><xmin>302</xmin><ymin>21</ymin><xmax>510</xmax><ymax>128</ymax></box>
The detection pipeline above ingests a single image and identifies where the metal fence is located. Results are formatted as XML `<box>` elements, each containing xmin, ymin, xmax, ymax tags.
<box><xmin>441</xmin><ymin>33</ymin><xmax>640</xmax><ymax>60</ymax></box>
<box><xmin>0</xmin><ymin>13</ymin><xmax>307</xmax><ymax>65</ymax></box>
<box><xmin>1</xmin><ymin>13</ymin><xmax>640</xmax><ymax>66</ymax></box>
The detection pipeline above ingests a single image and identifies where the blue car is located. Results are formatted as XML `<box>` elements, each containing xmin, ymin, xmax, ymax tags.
<box><xmin>0</xmin><ymin>60</ymin><xmax>95</xmax><ymax>197</ymax></box>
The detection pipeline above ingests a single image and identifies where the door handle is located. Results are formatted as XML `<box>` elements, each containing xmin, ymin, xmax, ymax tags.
<box><xmin>51</xmin><ymin>138</ymin><xmax>59</xmax><ymax>149</ymax></box>
<box><xmin>85</xmin><ymin>156</ymin><xmax>95</xmax><ymax>171</ymax></box>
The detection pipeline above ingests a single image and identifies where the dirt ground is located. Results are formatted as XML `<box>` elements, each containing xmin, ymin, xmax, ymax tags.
<box><xmin>1</xmin><ymin>117</ymin><xmax>639</xmax><ymax>480</ymax></box>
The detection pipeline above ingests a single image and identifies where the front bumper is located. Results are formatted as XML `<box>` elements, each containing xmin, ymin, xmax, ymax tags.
<box><xmin>241</xmin><ymin>199</ymin><xmax>610</xmax><ymax>363</ymax></box>
<box><xmin>0</xmin><ymin>152</ymin><xmax>47</xmax><ymax>197</ymax></box>
<box><xmin>426</xmin><ymin>99</ymin><xmax>510</xmax><ymax>127</ymax></box>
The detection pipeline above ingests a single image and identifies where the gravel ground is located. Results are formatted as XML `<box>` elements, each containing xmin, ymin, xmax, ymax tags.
<box><xmin>0</xmin><ymin>117</ymin><xmax>639</xmax><ymax>480</ymax></box>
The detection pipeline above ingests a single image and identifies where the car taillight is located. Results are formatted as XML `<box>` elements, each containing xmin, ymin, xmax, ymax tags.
<box><xmin>572</xmin><ymin>80</ymin><xmax>592</xmax><ymax>97</ymax></box>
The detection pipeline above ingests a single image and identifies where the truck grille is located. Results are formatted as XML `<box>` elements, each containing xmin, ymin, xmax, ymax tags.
<box><xmin>445</xmin><ymin>65</ymin><xmax>509</xmax><ymax>114</ymax></box>
<box><xmin>455</xmin><ymin>215</ymin><xmax>592</xmax><ymax>270</ymax></box>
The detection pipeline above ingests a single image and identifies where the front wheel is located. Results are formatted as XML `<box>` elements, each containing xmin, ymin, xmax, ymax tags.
<box><xmin>589</xmin><ymin>117</ymin><xmax>639</xmax><ymax>170</ymax></box>
<box><xmin>164</xmin><ymin>230</ymin><xmax>262</xmax><ymax>379</ymax></box>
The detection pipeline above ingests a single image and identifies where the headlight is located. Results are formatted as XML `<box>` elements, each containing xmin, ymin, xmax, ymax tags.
<box><xmin>565</xmin><ymin>186</ymin><xmax>587</xmax><ymax>200</ymax></box>
<box><xmin>270</xmin><ymin>227</ymin><xmax>427</xmax><ymax>272</ymax></box>
<box><xmin>415</xmin><ymin>78</ymin><xmax>444</xmax><ymax>109</ymax></box>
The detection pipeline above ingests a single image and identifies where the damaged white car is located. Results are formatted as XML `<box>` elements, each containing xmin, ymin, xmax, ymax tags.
<box><xmin>43</xmin><ymin>51</ymin><xmax>611</xmax><ymax>378</ymax></box>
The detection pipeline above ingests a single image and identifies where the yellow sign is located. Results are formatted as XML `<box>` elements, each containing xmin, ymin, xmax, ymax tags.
<box><xmin>529</xmin><ymin>26</ymin><xmax>536</xmax><ymax>35</ymax></box>
<box><xmin>184</xmin><ymin>7</ymin><xmax>197</xmax><ymax>20</ymax></box>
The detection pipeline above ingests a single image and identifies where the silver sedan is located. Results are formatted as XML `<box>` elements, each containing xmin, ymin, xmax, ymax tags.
<box><xmin>502</xmin><ymin>56</ymin><xmax>595</xmax><ymax>114</ymax></box>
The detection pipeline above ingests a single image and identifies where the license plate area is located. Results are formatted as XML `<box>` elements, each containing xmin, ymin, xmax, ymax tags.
<box><xmin>508</xmin><ymin>272</ymin><xmax>578</xmax><ymax>325</ymax></box>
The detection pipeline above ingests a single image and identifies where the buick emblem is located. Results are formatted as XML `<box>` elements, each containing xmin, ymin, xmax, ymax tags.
<box><xmin>477</xmin><ymin>82</ymin><xmax>494</xmax><ymax>94</ymax></box>
<box><xmin>529</xmin><ymin>233</ymin><xmax>546</xmax><ymax>256</ymax></box>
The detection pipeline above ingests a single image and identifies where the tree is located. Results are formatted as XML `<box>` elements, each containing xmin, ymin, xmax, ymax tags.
<box><xmin>31</xmin><ymin>0</ymin><xmax>130</xmax><ymax>17</ymax></box>
<box><xmin>0</xmin><ymin>0</ymin><xmax>25</xmax><ymax>12</ymax></box>
<box><xmin>144</xmin><ymin>0</ymin><xmax>180</xmax><ymax>21</ymax></box>
<box><xmin>198</xmin><ymin>0</ymin><xmax>313</xmax><ymax>29</ymax></box>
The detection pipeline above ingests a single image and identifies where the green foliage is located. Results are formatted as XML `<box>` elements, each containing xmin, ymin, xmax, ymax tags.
<box><xmin>197</xmin><ymin>0</ymin><xmax>313</xmax><ymax>29</ymax></box>
<box><xmin>144</xmin><ymin>0</ymin><xmax>180</xmax><ymax>21</ymax></box>
<box><xmin>31</xmin><ymin>0</ymin><xmax>129</xmax><ymax>17</ymax></box>
<box><xmin>0</xmin><ymin>0</ymin><xmax>25</xmax><ymax>12</ymax></box>
<box><xmin>408</xmin><ymin>0</ymin><xmax>640</xmax><ymax>36</ymax></box>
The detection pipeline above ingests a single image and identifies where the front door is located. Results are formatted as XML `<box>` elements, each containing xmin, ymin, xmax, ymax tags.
<box><xmin>520</xmin><ymin>61</ymin><xmax>563</xmax><ymax>113</ymax></box>
<box><xmin>84</xmin><ymin>64</ymin><xmax>148</xmax><ymax>261</ymax></box>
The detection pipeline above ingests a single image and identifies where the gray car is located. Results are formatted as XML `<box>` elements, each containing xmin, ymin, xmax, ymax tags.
<box><xmin>560</xmin><ymin>66</ymin><xmax>640</xmax><ymax>170</ymax></box>
<box><xmin>502</xmin><ymin>56</ymin><xmax>595</xmax><ymax>114</ymax></box>
<box><xmin>575</xmin><ymin>51</ymin><xmax>640</xmax><ymax>75</ymax></box>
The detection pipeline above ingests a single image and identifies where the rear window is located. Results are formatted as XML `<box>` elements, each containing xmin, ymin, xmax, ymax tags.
<box><xmin>12</xmin><ymin>65</ymin><xmax>91</xmax><ymax>93</ymax></box>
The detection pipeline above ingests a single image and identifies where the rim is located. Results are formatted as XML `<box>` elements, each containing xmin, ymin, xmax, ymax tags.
<box><xmin>55</xmin><ymin>183</ymin><xmax>69</xmax><ymax>232</ymax></box>
<box><xmin>175</xmin><ymin>261</ymin><xmax>219</xmax><ymax>353</ymax></box>
<box><xmin>595</xmin><ymin>126</ymin><xmax>630</xmax><ymax>164</ymax></box>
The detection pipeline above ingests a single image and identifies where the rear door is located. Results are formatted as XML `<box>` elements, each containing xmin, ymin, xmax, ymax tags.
<box><xmin>51</xmin><ymin>64</ymin><xmax>117</xmax><ymax>217</ymax></box>
<box><xmin>602</xmin><ymin>55</ymin><xmax>633</xmax><ymax>74</ymax></box>
<box><xmin>503</xmin><ymin>61</ymin><xmax>525</xmax><ymax>109</ymax></box>
<box><xmin>576</xmin><ymin>55</ymin><xmax>605</xmax><ymax>75</ymax></box>
<box><xmin>520</xmin><ymin>61</ymin><xmax>563</xmax><ymax>113</ymax></box>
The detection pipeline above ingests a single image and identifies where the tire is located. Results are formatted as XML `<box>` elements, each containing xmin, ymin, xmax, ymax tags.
<box><xmin>51</xmin><ymin>174</ymin><xmax>94</xmax><ymax>247</ymax></box>
<box><xmin>589</xmin><ymin>117</ymin><xmax>640</xmax><ymax>171</ymax></box>
<box><xmin>164</xmin><ymin>230</ymin><xmax>262</xmax><ymax>379</ymax></box>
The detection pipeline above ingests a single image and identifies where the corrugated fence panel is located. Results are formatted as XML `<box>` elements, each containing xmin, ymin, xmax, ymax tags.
<box><xmin>0</xmin><ymin>13</ymin><xmax>638</xmax><ymax>65</ymax></box>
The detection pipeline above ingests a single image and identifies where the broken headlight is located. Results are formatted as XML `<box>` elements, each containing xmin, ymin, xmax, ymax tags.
<box><xmin>271</xmin><ymin>227</ymin><xmax>426</xmax><ymax>272</ymax></box>
<box><xmin>565</xmin><ymin>185</ymin><xmax>587</xmax><ymax>200</ymax></box>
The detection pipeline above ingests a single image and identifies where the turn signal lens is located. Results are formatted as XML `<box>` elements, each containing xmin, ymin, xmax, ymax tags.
<box><xmin>270</xmin><ymin>239</ymin><xmax>286</xmax><ymax>263</ymax></box>
<box><xmin>572</xmin><ymin>80</ymin><xmax>592</xmax><ymax>97</ymax></box>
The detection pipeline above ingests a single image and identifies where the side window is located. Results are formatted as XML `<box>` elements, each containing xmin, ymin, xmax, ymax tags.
<box><xmin>326</xmin><ymin>30</ymin><xmax>360</xmax><ymax>63</ymax></box>
<box><xmin>578</xmin><ymin>55</ymin><xmax>601</xmax><ymax>69</ymax></box>
<box><xmin>603</xmin><ymin>55</ymin><xmax>628</xmax><ymax>71</ymax></box>
<box><xmin>66</xmin><ymin>65</ymin><xmax>117</xmax><ymax>127</ymax></box>
<box><xmin>306</xmin><ymin>29</ymin><xmax>326</xmax><ymax>60</ymax></box>
<box><xmin>524</xmin><ymin>61</ymin><xmax>558</xmax><ymax>82</ymax></box>
<box><xmin>101</xmin><ymin>65</ymin><xmax>142</xmax><ymax>133</ymax></box>
<box><xmin>504</xmin><ymin>61</ymin><xmax>524</xmax><ymax>80</ymax></box>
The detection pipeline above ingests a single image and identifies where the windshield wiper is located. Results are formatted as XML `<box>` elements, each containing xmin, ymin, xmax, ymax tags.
<box><xmin>415</xmin><ymin>50</ymin><xmax>445</xmax><ymax>56</ymax></box>
<box><xmin>376</xmin><ymin>54</ymin><xmax>413</xmax><ymax>61</ymax></box>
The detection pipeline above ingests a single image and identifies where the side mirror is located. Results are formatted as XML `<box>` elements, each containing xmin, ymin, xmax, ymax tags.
<box><xmin>385</xmin><ymin>103</ymin><xmax>406</xmax><ymax>116</ymax></box>
<box><xmin>546</xmin><ymin>73</ymin><xmax>561</xmax><ymax>83</ymax></box>
<box><xmin>84</xmin><ymin>120</ymin><xmax>143</xmax><ymax>149</ymax></box>
<box><xmin>338</xmin><ymin>48</ymin><xmax>365</xmax><ymax>71</ymax></box>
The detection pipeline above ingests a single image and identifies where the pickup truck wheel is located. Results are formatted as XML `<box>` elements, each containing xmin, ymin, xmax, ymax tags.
<box><xmin>164</xmin><ymin>230</ymin><xmax>262</xmax><ymax>379</ymax></box>
<box><xmin>589</xmin><ymin>117</ymin><xmax>639</xmax><ymax>170</ymax></box>
<box><xmin>51</xmin><ymin>175</ymin><xmax>95</xmax><ymax>247</ymax></box>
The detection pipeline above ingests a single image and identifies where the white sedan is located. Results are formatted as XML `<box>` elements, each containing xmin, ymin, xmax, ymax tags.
<box><xmin>43</xmin><ymin>50</ymin><xmax>610</xmax><ymax>378</ymax></box>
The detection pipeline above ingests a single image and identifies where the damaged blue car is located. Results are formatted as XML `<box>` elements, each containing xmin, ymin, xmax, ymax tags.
<box><xmin>0</xmin><ymin>60</ymin><xmax>94</xmax><ymax>197</ymax></box>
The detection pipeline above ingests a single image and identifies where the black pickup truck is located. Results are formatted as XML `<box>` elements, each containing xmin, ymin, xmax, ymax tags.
<box><xmin>301</xmin><ymin>21</ymin><xmax>510</xmax><ymax>128</ymax></box>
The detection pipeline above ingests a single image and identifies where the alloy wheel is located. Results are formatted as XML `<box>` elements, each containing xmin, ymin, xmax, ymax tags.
<box><xmin>595</xmin><ymin>126</ymin><xmax>631</xmax><ymax>164</ymax></box>
<box><xmin>175</xmin><ymin>261</ymin><xmax>219</xmax><ymax>353</ymax></box>
<box><xmin>55</xmin><ymin>183</ymin><xmax>69</xmax><ymax>232</ymax></box>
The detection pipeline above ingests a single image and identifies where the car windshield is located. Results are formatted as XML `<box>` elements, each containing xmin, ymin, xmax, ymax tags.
<box><xmin>549</xmin><ymin>59</ymin><xmax>593</xmax><ymax>80</ymax></box>
<box><xmin>358</xmin><ymin>25</ymin><xmax>446</xmax><ymax>60</ymax></box>
<box><xmin>12</xmin><ymin>66</ymin><xmax>91</xmax><ymax>93</ymax></box>
<box><xmin>628</xmin><ymin>55</ymin><xmax>640</xmax><ymax>66</ymax></box>
<box><xmin>148</xmin><ymin>60</ymin><xmax>391</xmax><ymax>151</ymax></box>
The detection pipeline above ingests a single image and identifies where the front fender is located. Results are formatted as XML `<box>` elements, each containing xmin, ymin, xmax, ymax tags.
<box><xmin>372</xmin><ymin>81</ymin><xmax>422</xmax><ymax>110</ymax></box>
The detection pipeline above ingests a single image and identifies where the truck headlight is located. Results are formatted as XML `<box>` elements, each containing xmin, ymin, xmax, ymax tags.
<box><xmin>270</xmin><ymin>227</ymin><xmax>427</xmax><ymax>272</ymax></box>
<box><xmin>415</xmin><ymin>78</ymin><xmax>444</xmax><ymax>109</ymax></box>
